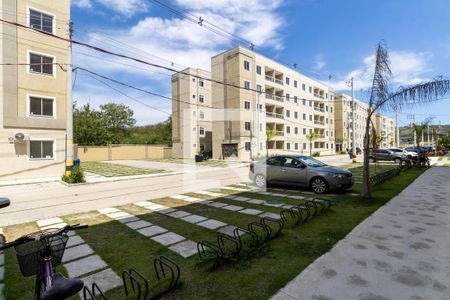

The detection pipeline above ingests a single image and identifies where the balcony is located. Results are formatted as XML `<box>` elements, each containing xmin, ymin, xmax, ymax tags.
<box><xmin>314</xmin><ymin>120</ymin><xmax>325</xmax><ymax>125</ymax></box>
<box><xmin>265</xmin><ymin>75</ymin><xmax>284</xmax><ymax>85</ymax></box>
<box><xmin>265</xmin><ymin>94</ymin><xmax>284</xmax><ymax>102</ymax></box>
<box><xmin>314</xmin><ymin>107</ymin><xmax>325</xmax><ymax>112</ymax></box>
<box><xmin>275</xmin><ymin>131</ymin><xmax>284</xmax><ymax>136</ymax></box>
<box><xmin>315</xmin><ymin>134</ymin><xmax>325</xmax><ymax>139</ymax></box>
<box><xmin>314</xmin><ymin>93</ymin><xmax>325</xmax><ymax>99</ymax></box>
<box><xmin>266</xmin><ymin>112</ymin><xmax>284</xmax><ymax>119</ymax></box>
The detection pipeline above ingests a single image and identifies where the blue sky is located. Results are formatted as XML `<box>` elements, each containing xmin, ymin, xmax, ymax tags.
<box><xmin>71</xmin><ymin>0</ymin><xmax>450</xmax><ymax>128</ymax></box>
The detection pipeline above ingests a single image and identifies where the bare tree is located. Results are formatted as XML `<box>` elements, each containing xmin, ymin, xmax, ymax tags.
<box><xmin>362</xmin><ymin>41</ymin><xmax>450</xmax><ymax>199</ymax></box>
<box><xmin>306</xmin><ymin>132</ymin><xmax>318</xmax><ymax>156</ymax></box>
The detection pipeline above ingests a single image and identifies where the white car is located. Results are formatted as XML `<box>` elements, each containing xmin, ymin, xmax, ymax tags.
<box><xmin>388</xmin><ymin>148</ymin><xmax>417</xmax><ymax>158</ymax></box>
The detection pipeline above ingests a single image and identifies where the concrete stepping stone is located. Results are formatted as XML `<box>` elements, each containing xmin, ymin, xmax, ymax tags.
<box><xmin>169</xmin><ymin>240</ymin><xmax>198</xmax><ymax>258</ymax></box>
<box><xmin>126</xmin><ymin>220</ymin><xmax>153</xmax><ymax>230</ymax></box>
<box><xmin>220</xmin><ymin>186</ymin><xmax>248</xmax><ymax>192</ymax></box>
<box><xmin>167</xmin><ymin>211</ymin><xmax>191</xmax><ymax>219</ymax></box>
<box><xmin>288</xmin><ymin>195</ymin><xmax>306</xmax><ymax>200</ymax></box>
<box><xmin>98</xmin><ymin>208</ymin><xmax>120</xmax><ymax>214</ymax></box>
<box><xmin>260</xmin><ymin>212</ymin><xmax>281</xmax><ymax>220</ymax></box>
<box><xmin>206</xmin><ymin>202</ymin><xmax>228</xmax><ymax>208</ymax></box>
<box><xmin>41</xmin><ymin>222</ymin><xmax>67</xmax><ymax>231</ymax></box>
<box><xmin>222</xmin><ymin>205</ymin><xmax>245</xmax><ymax>211</ymax></box>
<box><xmin>234</xmin><ymin>196</ymin><xmax>250</xmax><ymax>201</ymax></box>
<box><xmin>78</xmin><ymin>268</ymin><xmax>122</xmax><ymax>297</ymax></box>
<box><xmin>171</xmin><ymin>194</ymin><xmax>188</xmax><ymax>200</ymax></box>
<box><xmin>65</xmin><ymin>254</ymin><xmax>108</xmax><ymax>278</ymax></box>
<box><xmin>63</xmin><ymin>244</ymin><xmax>95</xmax><ymax>263</ymax></box>
<box><xmin>151</xmin><ymin>232</ymin><xmax>185</xmax><ymax>246</ymax></box>
<box><xmin>37</xmin><ymin>217</ymin><xmax>64</xmax><ymax>227</ymax></box>
<box><xmin>240</xmin><ymin>208</ymin><xmax>263</xmax><ymax>215</ymax></box>
<box><xmin>134</xmin><ymin>201</ymin><xmax>152</xmax><ymax>207</ymax></box>
<box><xmin>248</xmin><ymin>199</ymin><xmax>266</xmax><ymax>205</ymax></box>
<box><xmin>157</xmin><ymin>208</ymin><xmax>177</xmax><ymax>215</ymax></box>
<box><xmin>66</xmin><ymin>235</ymin><xmax>85</xmax><ymax>248</ymax></box>
<box><xmin>197</xmin><ymin>219</ymin><xmax>227</xmax><ymax>230</ymax></box>
<box><xmin>137</xmin><ymin>226</ymin><xmax>168</xmax><ymax>237</ymax></box>
<box><xmin>117</xmin><ymin>216</ymin><xmax>140</xmax><ymax>224</ymax></box>
<box><xmin>218</xmin><ymin>225</ymin><xmax>238</xmax><ymax>237</ymax></box>
<box><xmin>222</xmin><ymin>195</ymin><xmax>237</xmax><ymax>200</ymax></box>
<box><xmin>195</xmin><ymin>191</ymin><xmax>224</xmax><ymax>197</ymax></box>
<box><xmin>181</xmin><ymin>214</ymin><xmax>208</xmax><ymax>224</ymax></box>
<box><xmin>106</xmin><ymin>211</ymin><xmax>131</xmax><ymax>219</ymax></box>
<box><xmin>282</xmin><ymin>205</ymin><xmax>295</xmax><ymax>209</ymax></box>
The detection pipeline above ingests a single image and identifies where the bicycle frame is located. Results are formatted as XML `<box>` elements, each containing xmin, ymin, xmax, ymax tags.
<box><xmin>35</xmin><ymin>237</ymin><xmax>55</xmax><ymax>299</ymax></box>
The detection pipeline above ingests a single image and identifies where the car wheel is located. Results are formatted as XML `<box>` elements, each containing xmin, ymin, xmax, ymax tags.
<box><xmin>394</xmin><ymin>158</ymin><xmax>401</xmax><ymax>164</ymax></box>
<box><xmin>311</xmin><ymin>177</ymin><xmax>328</xmax><ymax>194</ymax></box>
<box><xmin>254</xmin><ymin>174</ymin><xmax>267</xmax><ymax>188</ymax></box>
<box><xmin>369</xmin><ymin>157</ymin><xmax>375</xmax><ymax>163</ymax></box>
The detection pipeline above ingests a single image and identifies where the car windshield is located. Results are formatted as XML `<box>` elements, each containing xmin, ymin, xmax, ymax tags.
<box><xmin>296</xmin><ymin>156</ymin><xmax>327</xmax><ymax>167</ymax></box>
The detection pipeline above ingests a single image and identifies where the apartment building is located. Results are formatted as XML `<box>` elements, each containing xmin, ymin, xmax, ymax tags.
<box><xmin>375</xmin><ymin>113</ymin><xmax>395</xmax><ymax>148</ymax></box>
<box><xmin>172</xmin><ymin>68</ymin><xmax>213</xmax><ymax>159</ymax></box>
<box><xmin>210</xmin><ymin>46</ymin><xmax>336</xmax><ymax>161</ymax></box>
<box><xmin>0</xmin><ymin>0</ymin><xmax>70</xmax><ymax>180</ymax></box>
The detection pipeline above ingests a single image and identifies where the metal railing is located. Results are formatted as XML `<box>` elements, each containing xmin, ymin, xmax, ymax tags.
<box><xmin>266</xmin><ymin>112</ymin><xmax>284</xmax><ymax>119</ymax></box>
<box><xmin>314</xmin><ymin>120</ymin><xmax>325</xmax><ymax>125</ymax></box>
<box><xmin>314</xmin><ymin>107</ymin><xmax>325</xmax><ymax>112</ymax></box>
<box><xmin>265</xmin><ymin>75</ymin><xmax>284</xmax><ymax>85</ymax></box>
<box><xmin>265</xmin><ymin>94</ymin><xmax>284</xmax><ymax>102</ymax></box>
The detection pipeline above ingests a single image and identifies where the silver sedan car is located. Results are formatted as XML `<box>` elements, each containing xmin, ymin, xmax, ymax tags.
<box><xmin>249</xmin><ymin>155</ymin><xmax>354</xmax><ymax>194</ymax></box>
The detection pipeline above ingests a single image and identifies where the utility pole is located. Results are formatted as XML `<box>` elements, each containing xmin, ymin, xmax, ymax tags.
<box><xmin>256</xmin><ymin>91</ymin><xmax>261</xmax><ymax>158</ymax></box>
<box><xmin>395</xmin><ymin>106</ymin><xmax>400</xmax><ymax>147</ymax></box>
<box><xmin>427</xmin><ymin>123</ymin><xmax>430</xmax><ymax>145</ymax></box>
<box><xmin>346</xmin><ymin>77</ymin><xmax>356</xmax><ymax>163</ymax></box>
<box><xmin>408</xmin><ymin>114</ymin><xmax>416</xmax><ymax>146</ymax></box>
<box><xmin>65</xmin><ymin>20</ymin><xmax>74</xmax><ymax>176</ymax></box>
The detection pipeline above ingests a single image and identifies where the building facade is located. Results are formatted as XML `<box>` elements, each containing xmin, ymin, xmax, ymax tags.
<box><xmin>375</xmin><ymin>114</ymin><xmax>395</xmax><ymax>148</ymax></box>
<box><xmin>0</xmin><ymin>0</ymin><xmax>70</xmax><ymax>180</ymax></box>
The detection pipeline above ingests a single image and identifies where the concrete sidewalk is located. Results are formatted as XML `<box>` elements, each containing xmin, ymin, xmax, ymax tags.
<box><xmin>271</xmin><ymin>166</ymin><xmax>450</xmax><ymax>300</ymax></box>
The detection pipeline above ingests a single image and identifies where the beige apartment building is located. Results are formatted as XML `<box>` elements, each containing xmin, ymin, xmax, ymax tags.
<box><xmin>172</xmin><ymin>46</ymin><xmax>337</xmax><ymax>161</ymax></box>
<box><xmin>375</xmin><ymin>113</ymin><xmax>395</xmax><ymax>148</ymax></box>
<box><xmin>0</xmin><ymin>0</ymin><xmax>70</xmax><ymax>180</ymax></box>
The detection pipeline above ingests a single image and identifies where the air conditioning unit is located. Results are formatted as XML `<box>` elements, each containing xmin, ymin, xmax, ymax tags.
<box><xmin>13</xmin><ymin>132</ymin><xmax>30</xmax><ymax>143</ymax></box>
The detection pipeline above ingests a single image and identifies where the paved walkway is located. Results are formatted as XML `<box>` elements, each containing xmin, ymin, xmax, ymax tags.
<box><xmin>271</xmin><ymin>166</ymin><xmax>450</xmax><ymax>300</ymax></box>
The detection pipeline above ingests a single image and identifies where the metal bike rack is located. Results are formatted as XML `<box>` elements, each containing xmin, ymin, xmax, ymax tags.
<box><xmin>217</xmin><ymin>233</ymin><xmax>241</xmax><ymax>258</ymax></box>
<box><xmin>83</xmin><ymin>283</ymin><xmax>108</xmax><ymax>300</ymax></box>
<box><xmin>233</xmin><ymin>227</ymin><xmax>258</xmax><ymax>249</ymax></box>
<box><xmin>304</xmin><ymin>200</ymin><xmax>319</xmax><ymax>216</ymax></box>
<box><xmin>295</xmin><ymin>205</ymin><xmax>312</xmax><ymax>220</ymax></box>
<box><xmin>153</xmin><ymin>256</ymin><xmax>182</xmax><ymax>291</ymax></box>
<box><xmin>122</xmin><ymin>268</ymin><xmax>149</xmax><ymax>300</ymax></box>
<box><xmin>197</xmin><ymin>240</ymin><xmax>223</xmax><ymax>268</ymax></box>
<box><xmin>248</xmin><ymin>221</ymin><xmax>271</xmax><ymax>244</ymax></box>
<box><xmin>260</xmin><ymin>217</ymin><xmax>283</xmax><ymax>239</ymax></box>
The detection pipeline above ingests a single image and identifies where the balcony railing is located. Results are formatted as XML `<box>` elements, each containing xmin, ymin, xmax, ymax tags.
<box><xmin>314</xmin><ymin>120</ymin><xmax>325</xmax><ymax>125</ymax></box>
<box><xmin>266</xmin><ymin>112</ymin><xmax>284</xmax><ymax>119</ymax></box>
<box><xmin>265</xmin><ymin>75</ymin><xmax>284</xmax><ymax>85</ymax></box>
<box><xmin>265</xmin><ymin>94</ymin><xmax>284</xmax><ymax>102</ymax></box>
<box><xmin>314</xmin><ymin>107</ymin><xmax>325</xmax><ymax>112</ymax></box>
<box><xmin>314</xmin><ymin>93</ymin><xmax>324</xmax><ymax>99</ymax></box>
<box><xmin>275</xmin><ymin>131</ymin><xmax>284</xmax><ymax>136</ymax></box>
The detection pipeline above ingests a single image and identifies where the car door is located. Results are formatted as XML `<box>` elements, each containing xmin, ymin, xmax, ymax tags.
<box><xmin>279</xmin><ymin>157</ymin><xmax>308</xmax><ymax>186</ymax></box>
<box><xmin>265</xmin><ymin>156</ymin><xmax>284</xmax><ymax>183</ymax></box>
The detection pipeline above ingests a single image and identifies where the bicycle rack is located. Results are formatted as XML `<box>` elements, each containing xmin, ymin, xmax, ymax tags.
<box><xmin>217</xmin><ymin>233</ymin><xmax>241</xmax><ymax>258</ymax></box>
<box><xmin>260</xmin><ymin>217</ymin><xmax>283</xmax><ymax>239</ymax></box>
<box><xmin>248</xmin><ymin>221</ymin><xmax>271</xmax><ymax>244</ymax></box>
<box><xmin>233</xmin><ymin>227</ymin><xmax>258</xmax><ymax>249</ymax></box>
<box><xmin>306</xmin><ymin>199</ymin><xmax>326</xmax><ymax>214</ymax></box>
<box><xmin>280</xmin><ymin>208</ymin><xmax>301</xmax><ymax>225</ymax></box>
<box><xmin>198</xmin><ymin>240</ymin><xmax>223</xmax><ymax>268</ymax></box>
<box><xmin>122</xmin><ymin>268</ymin><xmax>149</xmax><ymax>300</ymax></box>
<box><xmin>153</xmin><ymin>256</ymin><xmax>182</xmax><ymax>291</ymax></box>
<box><xmin>83</xmin><ymin>283</ymin><xmax>108</xmax><ymax>300</ymax></box>
<box><xmin>295</xmin><ymin>205</ymin><xmax>311</xmax><ymax>221</ymax></box>
<box><xmin>304</xmin><ymin>200</ymin><xmax>319</xmax><ymax>216</ymax></box>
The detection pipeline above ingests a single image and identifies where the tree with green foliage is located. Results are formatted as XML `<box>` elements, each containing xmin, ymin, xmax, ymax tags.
<box><xmin>100</xmin><ymin>103</ymin><xmax>136</xmax><ymax>144</ymax></box>
<box><xmin>306</xmin><ymin>132</ymin><xmax>318</xmax><ymax>156</ymax></box>
<box><xmin>73</xmin><ymin>103</ymin><xmax>110</xmax><ymax>146</ymax></box>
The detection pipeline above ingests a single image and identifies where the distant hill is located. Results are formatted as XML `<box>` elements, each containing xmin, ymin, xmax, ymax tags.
<box><xmin>399</xmin><ymin>124</ymin><xmax>449</xmax><ymax>143</ymax></box>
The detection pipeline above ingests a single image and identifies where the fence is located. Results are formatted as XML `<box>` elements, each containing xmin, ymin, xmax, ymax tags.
<box><xmin>75</xmin><ymin>144</ymin><xmax>173</xmax><ymax>162</ymax></box>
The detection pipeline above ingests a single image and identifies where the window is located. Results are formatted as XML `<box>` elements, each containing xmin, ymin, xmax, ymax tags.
<box><xmin>29</xmin><ymin>140</ymin><xmax>54</xmax><ymax>160</ymax></box>
<box><xmin>325</xmin><ymin>105</ymin><xmax>328</xmax><ymax>112</ymax></box>
<box><xmin>29</xmin><ymin>8</ymin><xmax>54</xmax><ymax>34</ymax></box>
<box><xmin>199</xmin><ymin>79</ymin><xmax>204</xmax><ymax>87</ymax></box>
<box><xmin>285</xmin><ymin>143</ymin><xmax>291</xmax><ymax>150</ymax></box>
<box><xmin>199</xmin><ymin>95</ymin><xmax>204</xmax><ymax>103</ymax></box>
<box><xmin>29</xmin><ymin>96</ymin><xmax>54</xmax><ymax>117</ymax></box>
<box><xmin>286</xmin><ymin>126</ymin><xmax>291</xmax><ymax>134</ymax></box>
<box><xmin>325</xmin><ymin>93</ymin><xmax>328</xmax><ymax>99</ymax></box>
<box><xmin>244</xmin><ymin>81</ymin><xmax>250</xmax><ymax>90</ymax></box>
<box><xmin>256</xmin><ymin>65</ymin><xmax>262</xmax><ymax>75</ymax></box>
<box><xmin>294</xmin><ymin>96</ymin><xmax>298</xmax><ymax>104</ymax></box>
<box><xmin>192</xmin><ymin>78</ymin><xmax>196</xmax><ymax>82</ymax></box>
<box><xmin>294</xmin><ymin>80</ymin><xmax>298</xmax><ymax>88</ymax></box>
<box><xmin>200</xmin><ymin>144</ymin><xmax>205</xmax><ymax>151</ymax></box>
<box><xmin>302</xmin><ymin>83</ymin><xmax>306</xmax><ymax>91</ymax></box>
<box><xmin>309</xmin><ymin>101</ymin><xmax>312</xmax><ymax>107</ymax></box>
<box><xmin>294</xmin><ymin>127</ymin><xmax>298</xmax><ymax>134</ymax></box>
<box><xmin>303</xmin><ymin>128</ymin><xmax>306</xmax><ymax>135</ymax></box>
<box><xmin>256</xmin><ymin>84</ymin><xmax>262</xmax><ymax>92</ymax></box>
<box><xmin>199</xmin><ymin>127</ymin><xmax>205</xmax><ymax>136</ymax></box>
<box><xmin>285</xmin><ymin>93</ymin><xmax>290</xmax><ymax>101</ymax></box>
<box><xmin>244</xmin><ymin>101</ymin><xmax>251</xmax><ymax>110</ymax></box>
<box><xmin>326</xmin><ymin>118</ymin><xmax>329</xmax><ymax>124</ymax></box>
<box><xmin>309</xmin><ymin>115</ymin><xmax>312</xmax><ymax>121</ymax></box>
<box><xmin>193</xmin><ymin>127</ymin><xmax>196</xmax><ymax>132</ymax></box>
<box><xmin>199</xmin><ymin>111</ymin><xmax>205</xmax><ymax>119</ymax></box>
<box><xmin>192</xmin><ymin>94</ymin><xmax>196</xmax><ymax>99</ymax></box>
<box><xmin>244</xmin><ymin>121</ymin><xmax>251</xmax><ymax>131</ymax></box>
<box><xmin>331</xmin><ymin>119</ymin><xmax>333</xmax><ymax>124</ymax></box>
<box><xmin>302</xmin><ymin>99</ymin><xmax>306</xmax><ymax>106</ymax></box>
<box><xmin>330</xmin><ymin>107</ymin><xmax>333</xmax><ymax>113</ymax></box>
<box><xmin>29</xmin><ymin>52</ymin><xmax>54</xmax><ymax>75</ymax></box>
<box><xmin>295</xmin><ymin>143</ymin><xmax>299</xmax><ymax>150</ymax></box>
<box><xmin>244</xmin><ymin>60</ymin><xmax>250</xmax><ymax>71</ymax></box>
<box><xmin>245</xmin><ymin>142</ymin><xmax>251</xmax><ymax>151</ymax></box>
<box><xmin>326</xmin><ymin>130</ymin><xmax>328</xmax><ymax>136</ymax></box>
<box><xmin>285</xmin><ymin>77</ymin><xmax>290</xmax><ymax>85</ymax></box>
<box><xmin>309</xmin><ymin>86</ymin><xmax>312</xmax><ymax>93</ymax></box>
<box><xmin>294</xmin><ymin>111</ymin><xmax>298</xmax><ymax>119</ymax></box>
<box><xmin>193</xmin><ymin>143</ymin><xmax>197</xmax><ymax>148</ymax></box>
<box><xmin>303</xmin><ymin>143</ymin><xmax>307</xmax><ymax>150</ymax></box>
<box><xmin>286</xmin><ymin>110</ymin><xmax>290</xmax><ymax>118</ymax></box>
<box><xmin>303</xmin><ymin>113</ymin><xmax>306</xmax><ymax>120</ymax></box>
<box><xmin>260</xmin><ymin>123</ymin><xmax>263</xmax><ymax>132</ymax></box>
<box><xmin>326</xmin><ymin>143</ymin><xmax>329</xmax><ymax>149</ymax></box>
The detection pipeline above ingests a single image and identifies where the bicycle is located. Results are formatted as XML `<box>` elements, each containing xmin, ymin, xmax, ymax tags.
<box><xmin>0</xmin><ymin>224</ymin><xmax>88</xmax><ymax>299</ymax></box>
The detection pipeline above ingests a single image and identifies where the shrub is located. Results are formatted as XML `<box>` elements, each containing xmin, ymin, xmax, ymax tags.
<box><xmin>62</xmin><ymin>167</ymin><xmax>85</xmax><ymax>184</ymax></box>
<box><xmin>312</xmin><ymin>152</ymin><xmax>321</xmax><ymax>157</ymax></box>
<box><xmin>340</xmin><ymin>151</ymin><xmax>347</xmax><ymax>154</ymax></box>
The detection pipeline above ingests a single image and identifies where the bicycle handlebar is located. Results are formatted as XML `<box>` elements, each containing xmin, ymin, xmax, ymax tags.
<box><xmin>0</xmin><ymin>223</ymin><xmax>89</xmax><ymax>251</ymax></box>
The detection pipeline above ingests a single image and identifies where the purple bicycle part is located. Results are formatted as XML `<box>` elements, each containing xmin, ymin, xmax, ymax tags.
<box><xmin>44</xmin><ymin>256</ymin><xmax>54</xmax><ymax>290</ymax></box>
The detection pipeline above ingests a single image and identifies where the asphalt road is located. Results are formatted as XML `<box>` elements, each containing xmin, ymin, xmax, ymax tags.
<box><xmin>0</xmin><ymin>165</ymin><xmax>249</xmax><ymax>226</ymax></box>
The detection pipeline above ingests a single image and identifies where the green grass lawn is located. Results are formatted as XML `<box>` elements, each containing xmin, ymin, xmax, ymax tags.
<box><xmin>82</xmin><ymin>161</ymin><xmax>168</xmax><ymax>177</ymax></box>
<box><xmin>2</xmin><ymin>168</ymin><xmax>425</xmax><ymax>299</ymax></box>
<box><xmin>144</xmin><ymin>158</ymin><xmax>229</xmax><ymax>167</ymax></box>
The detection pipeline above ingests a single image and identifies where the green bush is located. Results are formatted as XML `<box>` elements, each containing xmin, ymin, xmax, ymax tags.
<box><xmin>340</xmin><ymin>151</ymin><xmax>347</xmax><ymax>154</ymax></box>
<box><xmin>62</xmin><ymin>167</ymin><xmax>85</xmax><ymax>184</ymax></box>
<box><xmin>312</xmin><ymin>152</ymin><xmax>321</xmax><ymax>157</ymax></box>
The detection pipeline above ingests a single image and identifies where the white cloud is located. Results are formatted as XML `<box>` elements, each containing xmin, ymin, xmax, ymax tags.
<box><xmin>72</xmin><ymin>0</ymin><xmax>92</xmax><ymax>8</ymax></box>
<box><xmin>314</xmin><ymin>53</ymin><xmax>326</xmax><ymax>70</ymax></box>
<box><xmin>96</xmin><ymin>0</ymin><xmax>149</xmax><ymax>16</ymax></box>
<box><xmin>326</xmin><ymin>51</ymin><xmax>430</xmax><ymax>91</ymax></box>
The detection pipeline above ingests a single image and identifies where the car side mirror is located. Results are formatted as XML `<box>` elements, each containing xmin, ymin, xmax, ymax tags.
<box><xmin>0</xmin><ymin>197</ymin><xmax>10</xmax><ymax>209</ymax></box>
